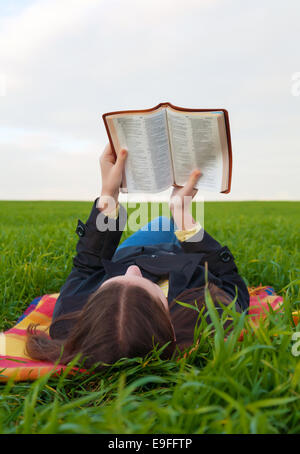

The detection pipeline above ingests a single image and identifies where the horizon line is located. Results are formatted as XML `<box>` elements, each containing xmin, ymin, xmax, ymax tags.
<box><xmin>0</xmin><ymin>199</ymin><xmax>299</xmax><ymax>203</ymax></box>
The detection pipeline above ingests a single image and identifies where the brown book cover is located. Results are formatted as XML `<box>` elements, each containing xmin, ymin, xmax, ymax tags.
<box><xmin>103</xmin><ymin>102</ymin><xmax>232</xmax><ymax>194</ymax></box>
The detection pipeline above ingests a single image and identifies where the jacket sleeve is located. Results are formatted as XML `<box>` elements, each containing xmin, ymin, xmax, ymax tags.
<box><xmin>52</xmin><ymin>197</ymin><xmax>127</xmax><ymax>320</ymax></box>
<box><xmin>72</xmin><ymin>197</ymin><xmax>127</xmax><ymax>274</ymax></box>
<box><xmin>180</xmin><ymin>226</ymin><xmax>250</xmax><ymax>311</ymax></box>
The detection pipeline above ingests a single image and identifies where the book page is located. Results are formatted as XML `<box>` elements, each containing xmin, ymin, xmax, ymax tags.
<box><xmin>109</xmin><ymin>108</ymin><xmax>173</xmax><ymax>193</ymax></box>
<box><xmin>167</xmin><ymin>110</ymin><xmax>225</xmax><ymax>192</ymax></box>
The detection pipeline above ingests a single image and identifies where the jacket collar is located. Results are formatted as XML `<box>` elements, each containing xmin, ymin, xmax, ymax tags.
<box><xmin>101</xmin><ymin>252</ymin><xmax>204</xmax><ymax>302</ymax></box>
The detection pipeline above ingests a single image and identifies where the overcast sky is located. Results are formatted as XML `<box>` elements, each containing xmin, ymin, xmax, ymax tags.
<box><xmin>0</xmin><ymin>0</ymin><xmax>299</xmax><ymax>201</ymax></box>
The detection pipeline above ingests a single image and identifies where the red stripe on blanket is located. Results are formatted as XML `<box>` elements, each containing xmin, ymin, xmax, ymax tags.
<box><xmin>5</xmin><ymin>328</ymin><xmax>27</xmax><ymax>336</ymax></box>
<box><xmin>36</xmin><ymin>299</ymin><xmax>56</xmax><ymax>318</ymax></box>
<box><xmin>0</xmin><ymin>355</ymin><xmax>65</xmax><ymax>369</ymax></box>
<box><xmin>248</xmin><ymin>296</ymin><xmax>283</xmax><ymax>316</ymax></box>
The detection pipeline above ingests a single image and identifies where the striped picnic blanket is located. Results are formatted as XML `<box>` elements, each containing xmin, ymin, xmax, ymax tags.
<box><xmin>0</xmin><ymin>294</ymin><xmax>64</xmax><ymax>382</ymax></box>
<box><xmin>0</xmin><ymin>286</ymin><xmax>290</xmax><ymax>382</ymax></box>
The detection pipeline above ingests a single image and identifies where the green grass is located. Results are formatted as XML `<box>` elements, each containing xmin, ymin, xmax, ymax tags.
<box><xmin>0</xmin><ymin>200</ymin><xmax>299</xmax><ymax>434</ymax></box>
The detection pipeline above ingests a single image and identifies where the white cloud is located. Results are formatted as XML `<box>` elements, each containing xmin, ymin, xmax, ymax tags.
<box><xmin>0</xmin><ymin>0</ymin><xmax>299</xmax><ymax>200</ymax></box>
<box><xmin>0</xmin><ymin>0</ymin><xmax>98</xmax><ymax>60</ymax></box>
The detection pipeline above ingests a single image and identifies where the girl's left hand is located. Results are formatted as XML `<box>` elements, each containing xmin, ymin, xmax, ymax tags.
<box><xmin>169</xmin><ymin>169</ymin><xmax>202</xmax><ymax>213</ymax></box>
<box><xmin>99</xmin><ymin>143</ymin><xmax>128</xmax><ymax>202</ymax></box>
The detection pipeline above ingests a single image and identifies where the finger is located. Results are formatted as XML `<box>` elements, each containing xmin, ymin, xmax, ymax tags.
<box><xmin>102</xmin><ymin>143</ymin><xmax>112</xmax><ymax>156</ymax></box>
<box><xmin>100</xmin><ymin>143</ymin><xmax>115</xmax><ymax>164</ymax></box>
<box><xmin>182</xmin><ymin>169</ymin><xmax>202</xmax><ymax>195</ymax></box>
<box><xmin>114</xmin><ymin>148</ymin><xmax>128</xmax><ymax>172</ymax></box>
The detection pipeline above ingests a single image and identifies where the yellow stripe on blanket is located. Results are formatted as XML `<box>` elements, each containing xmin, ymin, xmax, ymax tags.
<box><xmin>0</xmin><ymin>333</ymin><xmax>6</xmax><ymax>356</ymax></box>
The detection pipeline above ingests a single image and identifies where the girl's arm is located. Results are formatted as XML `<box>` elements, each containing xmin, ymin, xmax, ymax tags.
<box><xmin>72</xmin><ymin>143</ymin><xmax>128</xmax><ymax>274</ymax></box>
<box><xmin>169</xmin><ymin>170</ymin><xmax>249</xmax><ymax>311</ymax></box>
<box><xmin>52</xmin><ymin>144</ymin><xmax>128</xmax><ymax>320</ymax></box>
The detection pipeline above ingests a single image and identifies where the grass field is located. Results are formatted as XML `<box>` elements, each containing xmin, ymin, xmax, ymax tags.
<box><xmin>0</xmin><ymin>200</ymin><xmax>299</xmax><ymax>434</ymax></box>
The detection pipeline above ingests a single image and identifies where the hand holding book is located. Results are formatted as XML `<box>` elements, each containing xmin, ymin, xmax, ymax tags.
<box><xmin>98</xmin><ymin>143</ymin><xmax>128</xmax><ymax>213</ymax></box>
<box><xmin>169</xmin><ymin>169</ymin><xmax>202</xmax><ymax>231</ymax></box>
<box><xmin>97</xmin><ymin>142</ymin><xmax>203</xmax><ymax>231</ymax></box>
<box><xmin>102</xmin><ymin>102</ymin><xmax>232</xmax><ymax>194</ymax></box>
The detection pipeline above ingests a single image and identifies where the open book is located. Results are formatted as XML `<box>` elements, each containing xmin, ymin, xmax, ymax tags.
<box><xmin>103</xmin><ymin>102</ymin><xmax>232</xmax><ymax>194</ymax></box>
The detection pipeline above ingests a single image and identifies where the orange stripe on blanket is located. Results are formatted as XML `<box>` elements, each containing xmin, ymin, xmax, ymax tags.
<box><xmin>15</xmin><ymin>316</ymin><xmax>51</xmax><ymax>329</ymax></box>
<box><xmin>0</xmin><ymin>355</ymin><xmax>61</xmax><ymax>368</ymax></box>
<box><xmin>0</xmin><ymin>357</ymin><xmax>66</xmax><ymax>382</ymax></box>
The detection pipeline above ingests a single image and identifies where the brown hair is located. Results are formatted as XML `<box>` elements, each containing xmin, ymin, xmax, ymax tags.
<box><xmin>169</xmin><ymin>282</ymin><xmax>239</xmax><ymax>351</ymax></box>
<box><xmin>25</xmin><ymin>281</ymin><xmax>176</xmax><ymax>369</ymax></box>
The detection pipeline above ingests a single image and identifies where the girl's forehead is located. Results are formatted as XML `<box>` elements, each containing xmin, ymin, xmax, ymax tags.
<box><xmin>103</xmin><ymin>274</ymin><xmax>153</xmax><ymax>288</ymax></box>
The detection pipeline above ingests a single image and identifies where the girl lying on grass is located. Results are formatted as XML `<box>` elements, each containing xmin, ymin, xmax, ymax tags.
<box><xmin>25</xmin><ymin>143</ymin><xmax>249</xmax><ymax>368</ymax></box>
